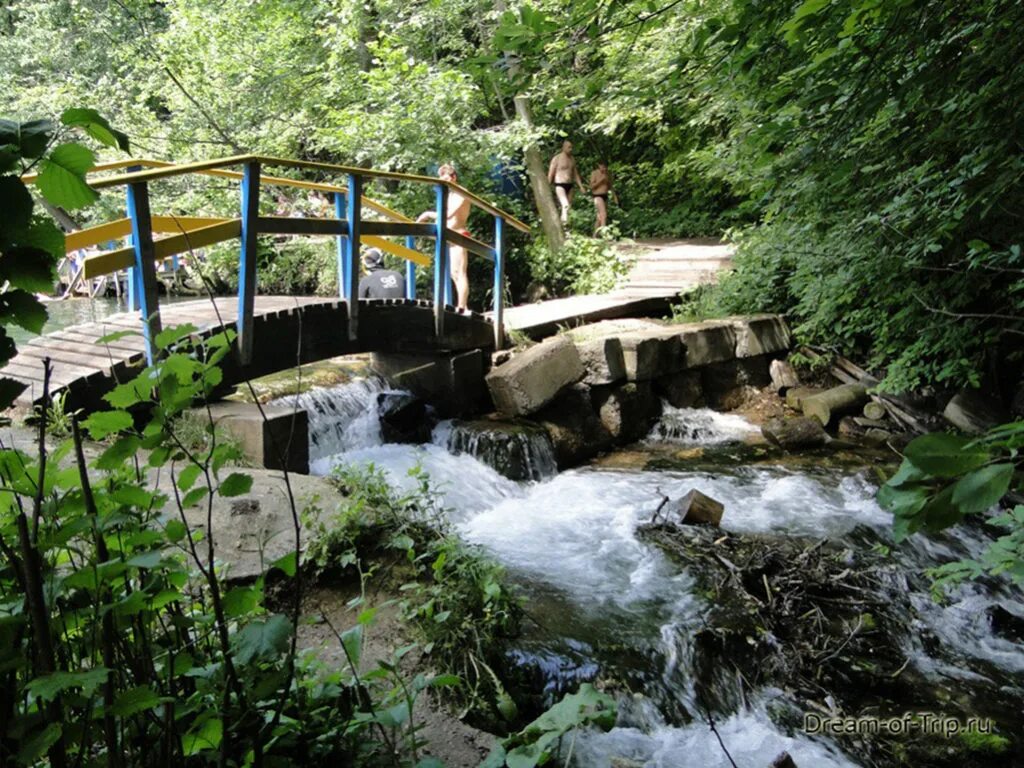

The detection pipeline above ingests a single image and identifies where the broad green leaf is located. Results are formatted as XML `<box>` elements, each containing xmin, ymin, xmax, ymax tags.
<box><xmin>919</xmin><ymin>485</ymin><xmax>962</xmax><ymax>533</ymax></box>
<box><xmin>110</xmin><ymin>685</ymin><xmax>161</xmax><ymax>717</ymax></box>
<box><xmin>126</xmin><ymin>550</ymin><xmax>163</xmax><ymax>568</ymax></box>
<box><xmin>0</xmin><ymin>376</ymin><xmax>28</xmax><ymax>409</ymax></box>
<box><xmin>155</xmin><ymin>323</ymin><xmax>198</xmax><ymax>350</ymax></box>
<box><xmin>17</xmin><ymin>723</ymin><xmax>62</xmax><ymax>765</ymax></box>
<box><xmin>165</xmin><ymin>518</ymin><xmax>187</xmax><ymax>542</ymax></box>
<box><xmin>0</xmin><ymin>175</ymin><xmax>33</xmax><ymax>236</ymax></box>
<box><xmin>177</xmin><ymin>463</ymin><xmax>203</xmax><ymax>492</ymax></box>
<box><xmin>341</xmin><ymin>624</ymin><xmax>363</xmax><ymax>668</ymax></box>
<box><xmin>0</xmin><ymin>144</ymin><xmax>18</xmax><ymax>173</ymax></box>
<box><xmin>181</xmin><ymin>486</ymin><xmax>209</xmax><ymax>508</ymax></box>
<box><xmin>219</xmin><ymin>472</ymin><xmax>253</xmax><ymax>497</ymax></box>
<box><xmin>0</xmin><ymin>118</ymin><xmax>53</xmax><ymax>159</ymax></box>
<box><xmin>951</xmin><ymin>463</ymin><xmax>1015</xmax><ymax>514</ymax></box>
<box><xmin>61</xmin><ymin>108</ymin><xmax>131</xmax><ymax>152</ymax></box>
<box><xmin>112</xmin><ymin>484</ymin><xmax>155</xmax><ymax>508</ymax></box>
<box><xmin>231</xmin><ymin>614</ymin><xmax>292</xmax><ymax>664</ymax></box>
<box><xmin>82</xmin><ymin>409</ymin><xmax>133</xmax><ymax>440</ymax></box>
<box><xmin>480</xmin><ymin>746</ymin><xmax>508</xmax><ymax>768</ymax></box>
<box><xmin>27</xmin><ymin>668</ymin><xmax>108</xmax><ymax>701</ymax></box>
<box><xmin>22</xmin><ymin>216</ymin><xmax>65</xmax><ymax>260</ymax></box>
<box><xmin>903</xmin><ymin>433</ymin><xmax>990</xmax><ymax>477</ymax></box>
<box><xmin>877</xmin><ymin>483</ymin><xmax>929</xmax><ymax>518</ymax></box>
<box><xmin>0</xmin><ymin>246</ymin><xmax>57</xmax><ymax>293</ymax></box>
<box><xmin>271</xmin><ymin>551</ymin><xmax>297</xmax><ymax>577</ymax></box>
<box><xmin>96</xmin><ymin>435</ymin><xmax>141</xmax><ymax>470</ymax></box>
<box><xmin>36</xmin><ymin>143</ymin><xmax>98</xmax><ymax>209</ymax></box>
<box><xmin>223</xmin><ymin>585</ymin><xmax>262</xmax><ymax>618</ymax></box>
<box><xmin>887</xmin><ymin>458</ymin><xmax>931</xmax><ymax>487</ymax></box>
<box><xmin>0</xmin><ymin>290</ymin><xmax>48</xmax><ymax>333</ymax></box>
<box><xmin>183</xmin><ymin>717</ymin><xmax>222</xmax><ymax>756</ymax></box>
<box><xmin>428</xmin><ymin>673</ymin><xmax>460</xmax><ymax>687</ymax></box>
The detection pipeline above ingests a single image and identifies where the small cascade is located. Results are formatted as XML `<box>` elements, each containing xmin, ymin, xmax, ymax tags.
<box><xmin>273</xmin><ymin>376</ymin><xmax>390</xmax><ymax>459</ymax></box>
<box><xmin>434</xmin><ymin>420</ymin><xmax>558</xmax><ymax>481</ymax></box>
<box><xmin>648</xmin><ymin>405</ymin><xmax>759</xmax><ymax>445</ymax></box>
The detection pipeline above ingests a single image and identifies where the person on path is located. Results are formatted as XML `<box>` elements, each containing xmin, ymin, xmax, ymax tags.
<box><xmin>589</xmin><ymin>160</ymin><xmax>618</xmax><ymax>234</ymax></box>
<box><xmin>357</xmin><ymin>248</ymin><xmax>406</xmax><ymax>299</ymax></box>
<box><xmin>417</xmin><ymin>163</ymin><xmax>472</xmax><ymax>311</ymax></box>
<box><xmin>548</xmin><ymin>140</ymin><xmax>586</xmax><ymax>225</ymax></box>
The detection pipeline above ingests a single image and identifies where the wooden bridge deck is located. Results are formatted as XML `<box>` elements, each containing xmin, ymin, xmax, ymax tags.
<box><xmin>501</xmin><ymin>238</ymin><xmax>733</xmax><ymax>338</ymax></box>
<box><xmin>5</xmin><ymin>296</ymin><xmax>494</xmax><ymax>411</ymax></box>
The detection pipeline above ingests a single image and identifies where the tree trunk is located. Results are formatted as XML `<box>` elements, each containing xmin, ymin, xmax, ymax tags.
<box><xmin>762</xmin><ymin>416</ymin><xmax>828</xmax><ymax>449</ymax></box>
<box><xmin>513</xmin><ymin>96</ymin><xmax>564</xmax><ymax>253</ymax></box>
<box><xmin>801</xmin><ymin>383</ymin><xmax>869</xmax><ymax>427</ymax></box>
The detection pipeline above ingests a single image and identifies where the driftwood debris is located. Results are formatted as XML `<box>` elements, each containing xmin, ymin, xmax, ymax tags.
<box><xmin>801</xmin><ymin>383</ymin><xmax>869</xmax><ymax>427</ymax></box>
<box><xmin>769</xmin><ymin>359</ymin><xmax>800</xmax><ymax>394</ymax></box>
<box><xmin>863</xmin><ymin>400</ymin><xmax>887</xmax><ymax>421</ymax></box>
<box><xmin>672</xmin><ymin>489</ymin><xmax>724</xmax><ymax>526</ymax></box>
<box><xmin>762</xmin><ymin>416</ymin><xmax>828</xmax><ymax>449</ymax></box>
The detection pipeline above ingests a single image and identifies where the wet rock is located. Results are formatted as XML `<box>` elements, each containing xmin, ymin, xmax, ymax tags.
<box><xmin>700</xmin><ymin>356</ymin><xmax>772</xmax><ymax>409</ymax></box>
<box><xmin>576</xmin><ymin>337</ymin><xmax>626</xmax><ymax>385</ymax></box>
<box><xmin>485</xmin><ymin>336</ymin><xmax>584</xmax><ymax>416</ymax></box>
<box><xmin>592</xmin><ymin>381</ymin><xmax>662</xmax><ymax>443</ymax></box>
<box><xmin>987</xmin><ymin>604</ymin><xmax>1024</xmax><ymax>642</ymax></box>
<box><xmin>533</xmin><ymin>384</ymin><xmax>613</xmax><ymax>468</ymax></box>
<box><xmin>943</xmin><ymin>389</ymin><xmax>1007</xmax><ymax>434</ymax></box>
<box><xmin>863</xmin><ymin>427</ymin><xmax>893</xmax><ymax>447</ymax></box>
<box><xmin>729</xmin><ymin>314</ymin><xmax>793</xmax><ymax>358</ymax></box>
<box><xmin>837</xmin><ymin>416</ymin><xmax>864</xmax><ymax>439</ymax></box>
<box><xmin>655</xmin><ymin>370</ymin><xmax>704</xmax><ymax>408</ymax></box>
<box><xmin>377</xmin><ymin>391</ymin><xmax>431</xmax><ymax>443</ymax></box>
<box><xmin>444</xmin><ymin>419</ymin><xmax>556</xmax><ymax>481</ymax></box>
<box><xmin>672</xmin><ymin>489</ymin><xmax>724</xmax><ymax>526</ymax></box>
<box><xmin>762</xmin><ymin>417</ymin><xmax>829</xmax><ymax>449</ymax></box>
<box><xmin>769</xmin><ymin>753</ymin><xmax>798</xmax><ymax>768</ymax></box>
<box><xmin>674</xmin><ymin>320</ymin><xmax>737</xmax><ymax>367</ymax></box>
<box><xmin>769</xmin><ymin>359</ymin><xmax>800</xmax><ymax>394</ymax></box>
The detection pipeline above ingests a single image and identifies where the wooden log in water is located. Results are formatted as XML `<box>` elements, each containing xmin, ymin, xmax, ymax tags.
<box><xmin>762</xmin><ymin>416</ymin><xmax>828</xmax><ymax>449</ymax></box>
<box><xmin>802</xmin><ymin>383</ymin><xmax>869</xmax><ymax>427</ymax></box>
<box><xmin>671</xmin><ymin>489</ymin><xmax>724</xmax><ymax>527</ymax></box>
<box><xmin>785</xmin><ymin>386</ymin><xmax>822</xmax><ymax>410</ymax></box>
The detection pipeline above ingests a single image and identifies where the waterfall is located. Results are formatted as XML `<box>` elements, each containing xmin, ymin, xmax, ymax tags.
<box><xmin>434</xmin><ymin>420</ymin><xmax>558</xmax><ymax>481</ymax></box>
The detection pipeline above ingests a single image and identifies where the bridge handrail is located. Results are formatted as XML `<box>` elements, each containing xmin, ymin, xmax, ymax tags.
<box><xmin>44</xmin><ymin>154</ymin><xmax>530</xmax><ymax>233</ymax></box>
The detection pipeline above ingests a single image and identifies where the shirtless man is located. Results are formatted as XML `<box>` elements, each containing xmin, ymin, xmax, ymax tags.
<box><xmin>417</xmin><ymin>163</ymin><xmax>472</xmax><ymax>311</ymax></box>
<box><xmin>548</xmin><ymin>140</ymin><xmax>586</xmax><ymax>225</ymax></box>
<box><xmin>589</xmin><ymin>160</ymin><xmax>618</xmax><ymax>234</ymax></box>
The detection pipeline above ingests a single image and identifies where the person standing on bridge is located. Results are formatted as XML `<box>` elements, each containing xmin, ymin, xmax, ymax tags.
<box><xmin>416</xmin><ymin>163</ymin><xmax>472</xmax><ymax>312</ymax></box>
<box><xmin>589</xmin><ymin>160</ymin><xmax>618</xmax><ymax>234</ymax></box>
<box><xmin>358</xmin><ymin>248</ymin><xmax>406</xmax><ymax>299</ymax></box>
<box><xmin>548</xmin><ymin>140</ymin><xmax>586</xmax><ymax>226</ymax></box>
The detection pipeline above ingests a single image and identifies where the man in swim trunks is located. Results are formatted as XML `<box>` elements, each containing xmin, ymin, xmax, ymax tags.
<box><xmin>417</xmin><ymin>163</ymin><xmax>472</xmax><ymax>311</ymax></box>
<box><xmin>589</xmin><ymin>160</ymin><xmax>618</xmax><ymax>234</ymax></box>
<box><xmin>548</xmin><ymin>140</ymin><xmax>586</xmax><ymax>225</ymax></box>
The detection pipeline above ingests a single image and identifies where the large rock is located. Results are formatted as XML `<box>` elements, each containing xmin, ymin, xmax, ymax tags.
<box><xmin>576</xmin><ymin>337</ymin><xmax>626</xmax><ymax>385</ymax></box>
<box><xmin>485</xmin><ymin>336</ymin><xmax>584</xmax><ymax>416</ymax></box>
<box><xmin>762</xmin><ymin>416</ymin><xmax>828</xmax><ymax>449</ymax></box>
<box><xmin>729</xmin><ymin>315</ymin><xmax>792</xmax><ymax>358</ymax></box>
<box><xmin>377</xmin><ymin>391</ymin><xmax>431</xmax><ymax>444</ymax></box>
<box><xmin>655</xmin><ymin>370</ymin><xmax>704</xmax><ymax>408</ymax></box>
<box><xmin>674</xmin><ymin>320</ymin><xmax>737</xmax><ymax>367</ymax></box>
<box><xmin>533</xmin><ymin>384</ymin><xmax>613</xmax><ymax>467</ymax></box>
<box><xmin>700</xmin><ymin>356</ymin><xmax>772</xmax><ymax>409</ymax></box>
<box><xmin>942</xmin><ymin>389</ymin><xmax>1007</xmax><ymax>434</ymax></box>
<box><xmin>591</xmin><ymin>382</ymin><xmax>662</xmax><ymax>443</ymax></box>
<box><xmin>443</xmin><ymin>419</ymin><xmax>556</xmax><ymax>481</ymax></box>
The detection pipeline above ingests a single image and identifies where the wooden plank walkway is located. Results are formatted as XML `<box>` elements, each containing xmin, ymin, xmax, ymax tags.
<box><xmin>6</xmin><ymin>296</ymin><xmax>339</xmax><ymax>407</ymax></box>
<box><xmin>501</xmin><ymin>238</ymin><xmax>733</xmax><ymax>338</ymax></box>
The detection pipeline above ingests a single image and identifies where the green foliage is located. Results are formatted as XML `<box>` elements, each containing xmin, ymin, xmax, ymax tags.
<box><xmin>307</xmin><ymin>463</ymin><xmax>523</xmax><ymax>720</ymax></box>
<box><xmin>878</xmin><ymin>422</ymin><xmax>1024</xmax><ymax>587</ymax></box>
<box><xmin>525</xmin><ymin>227</ymin><xmax>633</xmax><ymax>297</ymax></box>
<box><xmin>199</xmin><ymin>238</ymin><xmax>338</xmax><ymax>296</ymax></box>
<box><xmin>482</xmin><ymin>683</ymin><xmax>617</xmax><ymax>768</ymax></box>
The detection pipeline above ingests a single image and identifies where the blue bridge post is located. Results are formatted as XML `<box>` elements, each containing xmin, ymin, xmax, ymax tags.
<box><xmin>237</xmin><ymin>160</ymin><xmax>261</xmax><ymax>365</ymax></box>
<box><xmin>335</xmin><ymin>191</ymin><xmax>348</xmax><ymax>300</ymax></box>
<box><xmin>493</xmin><ymin>215</ymin><xmax>505</xmax><ymax>349</ymax></box>
<box><xmin>433</xmin><ymin>183</ymin><xmax>449</xmax><ymax>337</ymax></box>
<box><xmin>345</xmin><ymin>174</ymin><xmax>362</xmax><ymax>340</ymax></box>
<box><xmin>405</xmin><ymin>236</ymin><xmax>416</xmax><ymax>299</ymax></box>
<box><xmin>125</xmin><ymin>164</ymin><xmax>142</xmax><ymax>312</ymax></box>
<box><xmin>125</xmin><ymin>181</ymin><xmax>162</xmax><ymax>364</ymax></box>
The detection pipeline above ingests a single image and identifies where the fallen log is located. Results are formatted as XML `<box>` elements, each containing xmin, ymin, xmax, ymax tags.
<box><xmin>863</xmin><ymin>400</ymin><xmax>887</xmax><ymax>421</ymax></box>
<box><xmin>785</xmin><ymin>386</ymin><xmax>823</xmax><ymax>410</ymax></box>
<box><xmin>763</xmin><ymin>417</ymin><xmax>828</xmax><ymax>449</ymax></box>
<box><xmin>802</xmin><ymin>383</ymin><xmax>869</xmax><ymax>427</ymax></box>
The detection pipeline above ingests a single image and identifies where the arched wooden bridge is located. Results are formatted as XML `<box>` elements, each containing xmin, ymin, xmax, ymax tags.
<box><xmin>8</xmin><ymin>155</ymin><xmax>733</xmax><ymax>412</ymax></box>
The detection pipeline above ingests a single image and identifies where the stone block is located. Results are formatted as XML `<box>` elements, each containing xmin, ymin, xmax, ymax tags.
<box><xmin>592</xmin><ymin>381</ymin><xmax>662</xmax><ymax>443</ymax></box>
<box><xmin>942</xmin><ymin>389</ymin><xmax>1006</xmax><ymax>434</ymax></box>
<box><xmin>576</xmin><ymin>337</ymin><xmax>626</xmax><ymax>385</ymax></box>
<box><xmin>619</xmin><ymin>330</ymin><xmax>685</xmax><ymax>381</ymax></box>
<box><xmin>674</xmin><ymin>320</ymin><xmax>737</xmax><ymax>367</ymax></box>
<box><xmin>533</xmin><ymin>384</ymin><xmax>613</xmax><ymax>467</ymax></box>
<box><xmin>654</xmin><ymin>371</ymin><xmax>704</xmax><ymax>408</ymax></box>
<box><xmin>485</xmin><ymin>336</ymin><xmax>584</xmax><ymax>416</ymax></box>
<box><xmin>204</xmin><ymin>402</ymin><xmax>309</xmax><ymax>474</ymax></box>
<box><xmin>700</xmin><ymin>355</ymin><xmax>772</xmax><ymax>408</ymax></box>
<box><xmin>729</xmin><ymin>315</ymin><xmax>793</xmax><ymax>358</ymax></box>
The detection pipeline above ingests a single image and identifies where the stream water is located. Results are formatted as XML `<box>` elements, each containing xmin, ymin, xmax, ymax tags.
<box><xmin>278</xmin><ymin>380</ymin><xmax>1024</xmax><ymax>767</ymax></box>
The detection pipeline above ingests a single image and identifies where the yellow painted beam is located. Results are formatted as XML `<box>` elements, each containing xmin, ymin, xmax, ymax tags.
<box><xmin>83</xmin><ymin>220</ymin><xmax>241</xmax><ymax>278</ymax></box>
<box><xmin>65</xmin><ymin>219</ymin><xmax>133</xmax><ymax>252</ymax></box>
<box><xmin>365</xmin><ymin>236</ymin><xmax>431</xmax><ymax>267</ymax></box>
<box><xmin>151</xmin><ymin>215</ymin><xmax>233</xmax><ymax>232</ymax></box>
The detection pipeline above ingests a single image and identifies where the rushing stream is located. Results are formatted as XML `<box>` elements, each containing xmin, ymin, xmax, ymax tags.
<box><xmin>277</xmin><ymin>381</ymin><xmax>1024</xmax><ymax>767</ymax></box>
